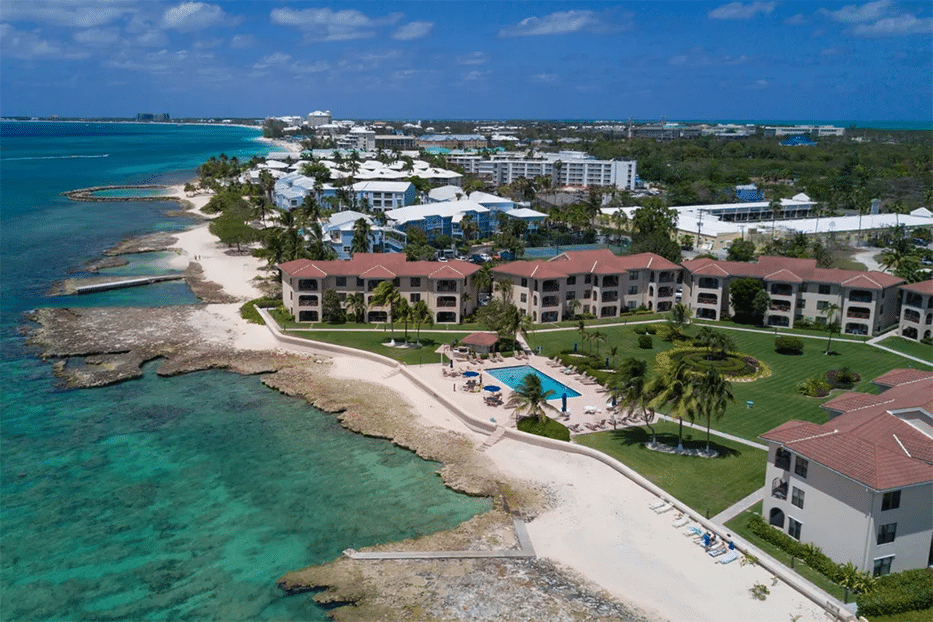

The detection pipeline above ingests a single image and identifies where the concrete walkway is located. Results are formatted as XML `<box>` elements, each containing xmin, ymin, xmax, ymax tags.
<box><xmin>710</xmin><ymin>486</ymin><xmax>767</xmax><ymax>525</ymax></box>
<box><xmin>343</xmin><ymin>517</ymin><xmax>536</xmax><ymax>560</ymax></box>
<box><xmin>866</xmin><ymin>334</ymin><xmax>933</xmax><ymax>366</ymax></box>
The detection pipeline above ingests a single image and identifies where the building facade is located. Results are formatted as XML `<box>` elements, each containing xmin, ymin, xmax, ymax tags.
<box><xmin>279</xmin><ymin>254</ymin><xmax>480</xmax><ymax>324</ymax></box>
<box><xmin>491</xmin><ymin>249</ymin><xmax>681</xmax><ymax>323</ymax></box>
<box><xmin>444</xmin><ymin>153</ymin><xmax>638</xmax><ymax>190</ymax></box>
<box><xmin>682</xmin><ymin>256</ymin><xmax>903</xmax><ymax>336</ymax></box>
<box><xmin>760</xmin><ymin>370</ymin><xmax>933</xmax><ymax>576</ymax></box>
<box><xmin>386</xmin><ymin>201</ymin><xmax>495</xmax><ymax>241</ymax></box>
<box><xmin>322</xmin><ymin>211</ymin><xmax>406</xmax><ymax>259</ymax></box>
<box><xmin>898</xmin><ymin>280</ymin><xmax>933</xmax><ymax>342</ymax></box>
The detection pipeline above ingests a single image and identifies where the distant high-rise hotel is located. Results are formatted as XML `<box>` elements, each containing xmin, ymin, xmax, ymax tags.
<box><xmin>136</xmin><ymin>113</ymin><xmax>171</xmax><ymax>122</ymax></box>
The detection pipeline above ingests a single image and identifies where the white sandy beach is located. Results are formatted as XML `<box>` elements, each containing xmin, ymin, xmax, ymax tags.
<box><xmin>164</xmin><ymin>196</ymin><xmax>832</xmax><ymax>622</ymax></box>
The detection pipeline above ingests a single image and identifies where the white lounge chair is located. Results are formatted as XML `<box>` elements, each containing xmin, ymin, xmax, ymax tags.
<box><xmin>672</xmin><ymin>515</ymin><xmax>690</xmax><ymax>528</ymax></box>
<box><xmin>718</xmin><ymin>550</ymin><xmax>740</xmax><ymax>564</ymax></box>
<box><xmin>649</xmin><ymin>499</ymin><xmax>668</xmax><ymax>510</ymax></box>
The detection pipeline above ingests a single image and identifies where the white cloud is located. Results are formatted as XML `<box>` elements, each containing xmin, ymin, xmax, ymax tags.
<box><xmin>708</xmin><ymin>2</ymin><xmax>775</xmax><ymax>20</ymax></box>
<box><xmin>73</xmin><ymin>27</ymin><xmax>121</xmax><ymax>46</ymax></box>
<box><xmin>498</xmin><ymin>10</ymin><xmax>605</xmax><ymax>37</ymax></box>
<box><xmin>133</xmin><ymin>30</ymin><xmax>169</xmax><ymax>47</ymax></box>
<box><xmin>853</xmin><ymin>14</ymin><xmax>933</xmax><ymax>36</ymax></box>
<box><xmin>531</xmin><ymin>73</ymin><xmax>558</xmax><ymax>83</ymax></box>
<box><xmin>456</xmin><ymin>51</ymin><xmax>488</xmax><ymax>65</ymax></box>
<box><xmin>0</xmin><ymin>23</ymin><xmax>89</xmax><ymax>59</ymax></box>
<box><xmin>193</xmin><ymin>38</ymin><xmax>223</xmax><ymax>49</ymax></box>
<box><xmin>230</xmin><ymin>34</ymin><xmax>257</xmax><ymax>48</ymax></box>
<box><xmin>822</xmin><ymin>1</ymin><xmax>890</xmax><ymax>23</ymax></box>
<box><xmin>784</xmin><ymin>14</ymin><xmax>807</xmax><ymax>25</ymax></box>
<box><xmin>744</xmin><ymin>79</ymin><xmax>769</xmax><ymax>89</ymax></box>
<box><xmin>2</xmin><ymin>1</ymin><xmax>135</xmax><ymax>28</ymax></box>
<box><xmin>462</xmin><ymin>70</ymin><xmax>490</xmax><ymax>81</ymax></box>
<box><xmin>270</xmin><ymin>7</ymin><xmax>402</xmax><ymax>42</ymax></box>
<box><xmin>392</xmin><ymin>21</ymin><xmax>432</xmax><ymax>41</ymax></box>
<box><xmin>252</xmin><ymin>52</ymin><xmax>330</xmax><ymax>76</ymax></box>
<box><xmin>162</xmin><ymin>2</ymin><xmax>237</xmax><ymax>32</ymax></box>
<box><xmin>668</xmin><ymin>55</ymin><xmax>688</xmax><ymax>65</ymax></box>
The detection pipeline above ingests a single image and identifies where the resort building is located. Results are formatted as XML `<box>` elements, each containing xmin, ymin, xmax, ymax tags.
<box><xmin>306</xmin><ymin>110</ymin><xmax>332</xmax><ymax>128</ymax></box>
<box><xmin>272</xmin><ymin>174</ymin><xmax>416</xmax><ymax>212</ymax></box>
<box><xmin>335</xmin><ymin>127</ymin><xmax>376</xmax><ymax>152</ymax></box>
<box><xmin>322</xmin><ymin>211</ymin><xmax>406</xmax><ymax>259</ymax></box>
<box><xmin>279</xmin><ymin>253</ymin><xmax>480</xmax><ymax>324</ymax></box>
<box><xmin>416</xmin><ymin>134</ymin><xmax>488</xmax><ymax>150</ymax></box>
<box><xmin>898</xmin><ymin>280</ymin><xmax>933</xmax><ymax>342</ymax></box>
<box><xmin>760</xmin><ymin>369</ymin><xmax>933</xmax><ymax>576</ymax></box>
<box><xmin>386</xmin><ymin>201</ymin><xmax>496</xmax><ymax>242</ymax></box>
<box><xmin>428</xmin><ymin>186</ymin><xmax>515</xmax><ymax>212</ymax></box>
<box><xmin>491</xmin><ymin>249</ymin><xmax>681</xmax><ymax>323</ymax></box>
<box><xmin>444</xmin><ymin>152</ymin><xmax>638</xmax><ymax>190</ymax></box>
<box><xmin>681</xmin><ymin>256</ymin><xmax>903</xmax><ymax>336</ymax></box>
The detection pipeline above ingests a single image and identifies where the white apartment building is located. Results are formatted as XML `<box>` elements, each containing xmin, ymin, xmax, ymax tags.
<box><xmin>681</xmin><ymin>256</ymin><xmax>904</xmax><ymax>336</ymax></box>
<box><xmin>306</xmin><ymin>110</ymin><xmax>332</xmax><ymax>127</ymax></box>
<box><xmin>898</xmin><ymin>280</ymin><xmax>933</xmax><ymax>342</ymax></box>
<box><xmin>761</xmin><ymin>369</ymin><xmax>933</xmax><ymax>576</ymax></box>
<box><xmin>336</xmin><ymin>127</ymin><xmax>376</xmax><ymax>152</ymax></box>
<box><xmin>445</xmin><ymin>152</ymin><xmax>637</xmax><ymax>190</ymax></box>
<box><xmin>763</xmin><ymin>125</ymin><xmax>845</xmax><ymax>137</ymax></box>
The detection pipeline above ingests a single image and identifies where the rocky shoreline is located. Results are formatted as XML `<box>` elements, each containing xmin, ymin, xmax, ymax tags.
<box><xmin>62</xmin><ymin>184</ymin><xmax>174</xmax><ymax>202</ymax></box>
<box><xmin>26</xmin><ymin>303</ymin><xmax>646</xmax><ymax>621</ymax></box>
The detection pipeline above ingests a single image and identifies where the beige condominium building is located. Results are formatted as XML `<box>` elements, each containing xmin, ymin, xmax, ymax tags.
<box><xmin>761</xmin><ymin>369</ymin><xmax>933</xmax><ymax>576</ymax></box>
<box><xmin>279</xmin><ymin>254</ymin><xmax>480</xmax><ymax>324</ymax></box>
<box><xmin>490</xmin><ymin>249</ymin><xmax>681</xmax><ymax>323</ymax></box>
<box><xmin>682</xmin><ymin>256</ymin><xmax>904</xmax><ymax>336</ymax></box>
<box><xmin>898</xmin><ymin>280</ymin><xmax>933</xmax><ymax>342</ymax></box>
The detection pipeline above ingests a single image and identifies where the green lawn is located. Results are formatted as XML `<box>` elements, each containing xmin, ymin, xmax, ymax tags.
<box><xmin>574</xmin><ymin>421</ymin><xmax>767</xmax><ymax>517</ymax></box>
<box><xmin>725</xmin><ymin>503</ymin><xmax>848</xmax><ymax>603</ymax></box>
<box><xmin>875</xmin><ymin>335</ymin><xmax>933</xmax><ymax>363</ymax></box>
<box><xmin>528</xmin><ymin>323</ymin><xmax>931</xmax><ymax>443</ymax></box>
<box><xmin>289</xmin><ymin>329</ymin><xmax>473</xmax><ymax>365</ymax></box>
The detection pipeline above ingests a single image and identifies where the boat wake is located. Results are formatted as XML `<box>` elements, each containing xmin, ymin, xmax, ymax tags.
<box><xmin>3</xmin><ymin>154</ymin><xmax>109</xmax><ymax>161</ymax></box>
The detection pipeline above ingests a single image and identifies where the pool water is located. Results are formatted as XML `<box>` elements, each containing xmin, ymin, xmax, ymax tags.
<box><xmin>486</xmin><ymin>365</ymin><xmax>581</xmax><ymax>400</ymax></box>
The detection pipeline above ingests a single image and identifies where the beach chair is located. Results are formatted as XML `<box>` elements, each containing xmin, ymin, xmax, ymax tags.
<box><xmin>717</xmin><ymin>551</ymin><xmax>740</xmax><ymax>564</ymax></box>
<box><xmin>708</xmin><ymin>546</ymin><xmax>728</xmax><ymax>557</ymax></box>
<box><xmin>649</xmin><ymin>499</ymin><xmax>668</xmax><ymax>510</ymax></box>
<box><xmin>653</xmin><ymin>502</ymin><xmax>674</xmax><ymax>514</ymax></box>
<box><xmin>672</xmin><ymin>515</ymin><xmax>690</xmax><ymax>528</ymax></box>
<box><xmin>683</xmin><ymin>526</ymin><xmax>702</xmax><ymax>537</ymax></box>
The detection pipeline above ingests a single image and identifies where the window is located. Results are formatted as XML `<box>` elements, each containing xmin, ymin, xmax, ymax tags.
<box><xmin>410</xmin><ymin>293</ymin><xmax>420</xmax><ymax>303</ymax></box>
<box><xmin>566</xmin><ymin>291</ymin><xmax>576</xmax><ymax>300</ymax></box>
<box><xmin>775</xmin><ymin>448</ymin><xmax>791</xmax><ymax>470</ymax></box>
<box><xmin>566</xmin><ymin>276</ymin><xmax>576</xmax><ymax>285</ymax></box>
<box><xmin>882</xmin><ymin>490</ymin><xmax>901</xmax><ymax>511</ymax></box>
<box><xmin>877</xmin><ymin>523</ymin><xmax>897</xmax><ymax>545</ymax></box>
<box><xmin>799</xmin><ymin>284</ymin><xmax>808</xmax><ymax>293</ymax></box>
<box><xmin>819</xmin><ymin>284</ymin><xmax>831</xmax><ymax>295</ymax></box>
<box><xmin>630</xmin><ymin>271</ymin><xmax>638</xmax><ymax>281</ymax></box>
<box><xmin>791</xmin><ymin>487</ymin><xmax>805</xmax><ymax>509</ymax></box>
<box><xmin>410</xmin><ymin>277</ymin><xmax>421</xmax><ymax>287</ymax></box>
<box><xmin>584</xmin><ymin>274</ymin><xmax>592</xmax><ymax>284</ymax></box>
<box><xmin>628</xmin><ymin>285</ymin><xmax>638</xmax><ymax>295</ymax></box>
<box><xmin>788</xmin><ymin>518</ymin><xmax>802</xmax><ymax>540</ymax></box>
<box><xmin>335</xmin><ymin>276</ymin><xmax>347</xmax><ymax>287</ymax></box>
<box><xmin>521</xmin><ymin>278</ymin><xmax>527</xmax><ymax>287</ymax></box>
<box><xmin>797</xmin><ymin>299</ymin><xmax>805</xmax><ymax>309</ymax></box>
<box><xmin>584</xmin><ymin>290</ymin><xmax>591</xmax><ymax>299</ymax></box>
<box><xmin>356</xmin><ymin>278</ymin><xmax>364</xmax><ymax>287</ymax></box>
<box><xmin>794</xmin><ymin>457</ymin><xmax>809</xmax><ymax>478</ymax></box>
<box><xmin>873</xmin><ymin>556</ymin><xmax>894</xmax><ymax>577</ymax></box>
<box><xmin>520</xmin><ymin>293</ymin><xmax>527</xmax><ymax>303</ymax></box>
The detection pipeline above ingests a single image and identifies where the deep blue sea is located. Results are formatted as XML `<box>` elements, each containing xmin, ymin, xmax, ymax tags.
<box><xmin>0</xmin><ymin>122</ymin><xmax>489</xmax><ymax>620</ymax></box>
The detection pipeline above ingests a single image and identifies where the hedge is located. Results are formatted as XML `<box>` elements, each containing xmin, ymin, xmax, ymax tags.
<box><xmin>748</xmin><ymin>514</ymin><xmax>845</xmax><ymax>584</ymax></box>
<box><xmin>775</xmin><ymin>335</ymin><xmax>804</xmax><ymax>355</ymax></box>
<box><xmin>516</xmin><ymin>416</ymin><xmax>570</xmax><ymax>442</ymax></box>
<box><xmin>239</xmin><ymin>296</ymin><xmax>282</xmax><ymax>324</ymax></box>
<box><xmin>855</xmin><ymin>570</ymin><xmax>933</xmax><ymax>618</ymax></box>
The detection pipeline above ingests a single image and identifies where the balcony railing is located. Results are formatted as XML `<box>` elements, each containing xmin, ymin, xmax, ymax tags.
<box><xmin>904</xmin><ymin>310</ymin><xmax>920</xmax><ymax>323</ymax></box>
<box><xmin>601</xmin><ymin>292</ymin><xmax>619</xmax><ymax>303</ymax></box>
<box><xmin>658</xmin><ymin>287</ymin><xmax>674</xmax><ymax>298</ymax></box>
<box><xmin>542</xmin><ymin>296</ymin><xmax>559</xmax><ymax>308</ymax></box>
<box><xmin>542</xmin><ymin>281</ymin><xmax>560</xmax><ymax>293</ymax></box>
<box><xmin>849</xmin><ymin>293</ymin><xmax>873</xmax><ymax>303</ymax></box>
<box><xmin>658</xmin><ymin>273</ymin><xmax>675</xmax><ymax>283</ymax></box>
<box><xmin>771</xmin><ymin>478</ymin><xmax>788</xmax><ymax>500</ymax></box>
<box><xmin>770</xmin><ymin>301</ymin><xmax>791</xmax><ymax>312</ymax></box>
<box><xmin>847</xmin><ymin>310</ymin><xmax>871</xmax><ymax>319</ymax></box>
<box><xmin>436</xmin><ymin>284</ymin><xmax>458</xmax><ymax>293</ymax></box>
<box><xmin>436</xmin><ymin>297</ymin><xmax>457</xmax><ymax>308</ymax></box>
<box><xmin>697</xmin><ymin>294</ymin><xmax>718</xmax><ymax>305</ymax></box>
<box><xmin>770</xmin><ymin>285</ymin><xmax>793</xmax><ymax>297</ymax></box>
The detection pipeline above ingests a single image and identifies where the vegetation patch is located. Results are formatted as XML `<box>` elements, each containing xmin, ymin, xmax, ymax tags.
<box><xmin>856</xmin><ymin>570</ymin><xmax>933</xmax><ymax>618</ymax></box>
<box><xmin>826</xmin><ymin>366</ymin><xmax>860</xmax><ymax>389</ymax></box>
<box><xmin>656</xmin><ymin>347</ymin><xmax>771</xmax><ymax>381</ymax></box>
<box><xmin>239</xmin><ymin>296</ymin><xmax>282</xmax><ymax>324</ymax></box>
<box><xmin>516</xmin><ymin>416</ymin><xmax>570</xmax><ymax>442</ymax></box>
<box><xmin>774</xmin><ymin>336</ymin><xmax>805</xmax><ymax>355</ymax></box>
<box><xmin>798</xmin><ymin>375</ymin><xmax>831</xmax><ymax>397</ymax></box>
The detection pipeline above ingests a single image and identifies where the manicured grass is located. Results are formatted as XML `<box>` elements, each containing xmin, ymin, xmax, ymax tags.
<box><xmin>517</xmin><ymin>416</ymin><xmax>571</xmax><ymax>441</ymax></box>
<box><xmin>867</xmin><ymin>609</ymin><xmax>933</xmax><ymax>622</ymax></box>
<box><xmin>289</xmin><ymin>329</ymin><xmax>473</xmax><ymax>365</ymax></box>
<box><xmin>875</xmin><ymin>335</ymin><xmax>933</xmax><ymax>363</ymax></box>
<box><xmin>725</xmin><ymin>504</ymin><xmax>848</xmax><ymax>603</ymax></box>
<box><xmin>574</xmin><ymin>421</ymin><xmax>767</xmax><ymax>517</ymax></box>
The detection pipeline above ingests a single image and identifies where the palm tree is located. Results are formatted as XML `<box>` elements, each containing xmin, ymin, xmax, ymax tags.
<box><xmin>692</xmin><ymin>368</ymin><xmax>735</xmax><ymax>454</ymax></box>
<box><xmin>259</xmin><ymin>169</ymin><xmax>276</xmax><ymax>203</ymax></box>
<box><xmin>396</xmin><ymin>298</ymin><xmax>412</xmax><ymax>341</ymax></box>
<box><xmin>649</xmin><ymin>360</ymin><xmax>699</xmax><ymax>452</ymax></box>
<box><xmin>298</xmin><ymin>194</ymin><xmax>321</xmax><ymax>227</ymax></box>
<box><xmin>474</xmin><ymin>263</ymin><xmax>493</xmax><ymax>293</ymax></box>
<box><xmin>460</xmin><ymin>214</ymin><xmax>479</xmax><ymax>241</ymax></box>
<box><xmin>351</xmin><ymin>218</ymin><xmax>371</xmax><ymax>255</ymax></box>
<box><xmin>346</xmin><ymin>292</ymin><xmax>366</xmax><ymax>323</ymax></box>
<box><xmin>412</xmin><ymin>299</ymin><xmax>433</xmax><ymax>344</ymax></box>
<box><xmin>250</xmin><ymin>196</ymin><xmax>271</xmax><ymax>227</ymax></box>
<box><xmin>610</xmin><ymin>358</ymin><xmax>654</xmax><ymax>439</ymax></box>
<box><xmin>824</xmin><ymin>302</ymin><xmax>841</xmax><ymax>355</ymax></box>
<box><xmin>461</xmin><ymin>292</ymin><xmax>472</xmax><ymax>318</ymax></box>
<box><xmin>506</xmin><ymin>373</ymin><xmax>558</xmax><ymax>423</ymax></box>
<box><xmin>494</xmin><ymin>278</ymin><xmax>513</xmax><ymax>304</ymax></box>
<box><xmin>591</xmin><ymin>330</ymin><xmax>606</xmax><ymax>356</ymax></box>
<box><xmin>369</xmin><ymin>280</ymin><xmax>402</xmax><ymax>335</ymax></box>
<box><xmin>567</xmin><ymin>298</ymin><xmax>581</xmax><ymax>320</ymax></box>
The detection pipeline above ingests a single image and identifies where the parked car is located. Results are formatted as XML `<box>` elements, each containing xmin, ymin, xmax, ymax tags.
<box><xmin>470</xmin><ymin>254</ymin><xmax>485</xmax><ymax>264</ymax></box>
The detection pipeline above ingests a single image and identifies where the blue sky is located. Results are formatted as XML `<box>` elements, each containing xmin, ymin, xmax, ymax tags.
<box><xmin>1</xmin><ymin>1</ymin><xmax>930</xmax><ymax>121</ymax></box>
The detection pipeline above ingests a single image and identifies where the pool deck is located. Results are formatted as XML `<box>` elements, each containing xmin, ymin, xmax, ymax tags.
<box><xmin>410</xmin><ymin>353</ymin><xmax>623</xmax><ymax>435</ymax></box>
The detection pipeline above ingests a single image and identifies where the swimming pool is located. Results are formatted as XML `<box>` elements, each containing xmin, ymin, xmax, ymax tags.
<box><xmin>486</xmin><ymin>365</ymin><xmax>581</xmax><ymax>400</ymax></box>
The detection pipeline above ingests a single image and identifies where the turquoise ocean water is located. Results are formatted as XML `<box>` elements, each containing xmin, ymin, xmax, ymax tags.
<box><xmin>0</xmin><ymin>122</ymin><xmax>490</xmax><ymax>620</ymax></box>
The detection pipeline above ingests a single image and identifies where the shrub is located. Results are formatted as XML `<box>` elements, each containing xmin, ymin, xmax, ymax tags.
<box><xmin>775</xmin><ymin>336</ymin><xmax>804</xmax><ymax>355</ymax></box>
<box><xmin>638</xmin><ymin>335</ymin><xmax>653</xmax><ymax>349</ymax></box>
<box><xmin>516</xmin><ymin>416</ymin><xmax>570</xmax><ymax>442</ymax></box>
<box><xmin>239</xmin><ymin>296</ymin><xmax>281</xmax><ymax>324</ymax></box>
<box><xmin>827</xmin><ymin>367</ymin><xmax>860</xmax><ymax>387</ymax></box>
<box><xmin>633</xmin><ymin>326</ymin><xmax>649</xmax><ymax>335</ymax></box>
<box><xmin>856</xmin><ymin>569</ymin><xmax>933</xmax><ymax>617</ymax></box>
<box><xmin>799</xmin><ymin>375</ymin><xmax>831</xmax><ymax>397</ymax></box>
<box><xmin>646</xmin><ymin>324</ymin><xmax>661</xmax><ymax>335</ymax></box>
<box><xmin>744</xmin><ymin>356</ymin><xmax>760</xmax><ymax>368</ymax></box>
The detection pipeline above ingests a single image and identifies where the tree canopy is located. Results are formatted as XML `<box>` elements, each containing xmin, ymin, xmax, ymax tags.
<box><xmin>729</xmin><ymin>277</ymin><xmax>769</xmax><ymax>324</ymax></box>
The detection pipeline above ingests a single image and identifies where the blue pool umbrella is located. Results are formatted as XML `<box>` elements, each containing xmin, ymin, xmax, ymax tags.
<box><xmin>462</xmin><ymin>370</ymin><xmax>478</xmax><ymax>377</ymax></box>
<box><xmin>562</xmin><ymin>393</ymin><xmax>567</xmax><ymax>412</ymax></box>
<box><xmin>483</xmin><ymin>385</ymin><xmax>501</xmax><ymax>392</ymax></box>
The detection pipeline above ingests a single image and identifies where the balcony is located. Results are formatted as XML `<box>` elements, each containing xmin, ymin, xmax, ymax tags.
<box><xmin>904</xmin><ymin>293</ymin><xmax>923</xmax><ymax>308</ymax></box>
<box><xmin>771</xmin><ymin>478</ymin><xmax>788</xmax><ymax>500</ymax></box>
<box><xmin>770</xmin><ymin>300</ymin><xmax>791</xmax><ymax>312</ymax></box>
<box><xmin>298</xmin><ymin>295</ymin><xmax>318</xmax><ymax>307</ymax></box>
<box><xmin>697</xmin><ymin>293</ymin><xmax>718</xmax><ymax>305</ymax></box>
<box><xmin>542</xmin><ymin>296</ymin><xmax>559</xmax><ymax>308</ymax></box>
<box><xmin>297</xmin><ymin>279</ymin><xmax>319</xmax><ymax>292</ymax></box>
<box><xmin>601</xmin><ymin>291</ymin><xmax>619</xmax><ymax>303</ymax></box>
<box><xmin>542</xmin><ymin>280</ymin><xmax>561</xmax><ymax>293</ymax></box>
<box><xmin>602</xmin><ymin>276</ymin><xmax>619</xmax><ymax>288</ymax></box>
<box><xmin>436</xmin><ymin>296</ymin><xmax>457</xmax><ymax>308</ymax></box>
<box><xmin>658</xmin><ymin>286</ymin><xmax>674</xmax><ymax>298</ymax></box>
<box><xmin>436</xmin><ymin>282</ymin><xmax>458</xmax><ymax>293</ymax></box>
<box><xmin>849</xmin><ymin>291</ymin><xmax>873</xmax><ymax>303</ymax></box>
<box><xmin>770</xmin><ymin>284</ymin><xmax>793</xmax><ymax>297</ymax></box>
<box><xmin>904</xmin><ymin>309</ymin><xmax>921</xmax><ymax>323</ymax></box>
<box><xmin>658</xmin><ymin>273</ymin><xmax>675</xmax><ymax>283</ymax></box>
<box><xmin>847</xmin><ymin>307</ymin><xmax>871</xmax><ymax>320</ymax></box>
<box><xmin>698</xmin><ymin>277</ymin><xmax>720</xmax><ymax>289</ymax></box>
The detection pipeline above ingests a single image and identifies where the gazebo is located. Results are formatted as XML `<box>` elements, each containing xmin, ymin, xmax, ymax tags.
<box><xmin>460</xmin><ymin>332</ymin><xmax>500</xmax><ymax>354</ymax></box>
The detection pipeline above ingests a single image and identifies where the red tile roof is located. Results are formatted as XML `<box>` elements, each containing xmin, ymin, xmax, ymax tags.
<box><xmin>872</xmin><ymin>368</ymin><xmax>933</xmax><ymax>389</ymax></box>
<box><xmin>279</xmin><ymin>254</ymin><xmax>479</xmax><ymax>279</ymax></box>
<box><xmin>900</xmin><ymin>279</ymin><xmax>933</xmax><ymax>296</ymax></box>
<box><xmin>761</xmin><ymin>371</ymin><xmax>933</xmax><ymax>490</ymax></box>
<box><xmin>682</xmin><ymin>255</ymin><xmax>904</xmax><ymax>289</ymax></box>
<box><xmin>491</xmin><ymin>249</ymin><xmax>680</xmax><ymax>279</ymax></box>
<box><xmin>461</xmin><ymin>332</ymin><xmax>500</xmax><ymax>347</ymax></box>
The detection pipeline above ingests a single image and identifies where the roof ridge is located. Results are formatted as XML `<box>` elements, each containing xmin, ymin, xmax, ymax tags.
<box><xmin>786</xmin><ymin>428</ymin><xmax>839</xmax><ymax>444</ymax></box>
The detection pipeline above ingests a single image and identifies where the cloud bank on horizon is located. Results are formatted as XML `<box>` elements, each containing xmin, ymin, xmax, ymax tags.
<box><xmin>1</xmin><ymin>1</ymin><xmax>930</xmax><ymax>121</ymax></box>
